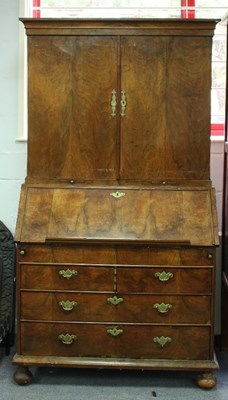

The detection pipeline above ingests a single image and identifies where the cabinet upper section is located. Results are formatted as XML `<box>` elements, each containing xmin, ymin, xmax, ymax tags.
<box><xmin>21</xmin><ymin>19</ymin><xmax>218</xmax><ymax>184</ymax></box>
<box><xmin>15</xmin><ymin>184</ymin><xmax>219</xmax><ymax>246</ymax></box>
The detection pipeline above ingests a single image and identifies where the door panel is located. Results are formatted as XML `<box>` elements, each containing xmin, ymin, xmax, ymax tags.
<box><xmin>165</xmin><ymin>36</ymin><xmax>212</xmax><ymax>180</ymax></box>
<box><xmin>28</xmin><ymin>36</ymin><xmax>119</xmax><ymax>180</ymax></box>
<box><xmin>120</xmin><ymin>36</ymin><xmax>212</xmax><ymax>181</ymax></box>
<box><xmin>120</xmin><ymin>36</ymin><xmax>166</xmax><ymax>180</ymax></box>
<box><xmin>28</xmin><ymin>34</ymin><xmax>212</xmax><ymax>182</ymax></box>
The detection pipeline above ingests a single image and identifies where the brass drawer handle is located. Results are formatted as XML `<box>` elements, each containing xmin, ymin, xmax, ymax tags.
<box><xmin>59</xmin><ymin>269</ymin><xmax>78</xmax><ymax>280</ymax></box>
<box><xmin>107</xmin><ymin>296</ymin><xmax>123</xmax><ymax>306</ymax></box>
<box><xmin>153</xmin><ymin>336</ymin><xmax>172</xmax><ymax>348</ymax></box>
<box><xmin>58</xmin><ymin>333</ymin><xmax>77</xmax><ymax>345</ymax></box>
<box><xmin>120</xmin><ymin>89</ymin><xmax>126</xmax><ymax>117</ymax></box>
<box><xmin>110</xmin><ymin>191</ymin><xmax>125</xmax><ymax>199</ymax></box>
<box><xmin>154</xmin><ymin>271</ymin><xmax>173</xmax><ymax>282</ymax></box>
<box><xmin>153</xmin><ymin>302</ymin><xmax>172</xmax><ymax>314</ymax></box>
<box><xmin>107</xmin><ymin>327</ymin><xmax>123</xmax><ymax>337</ymax></box>
<box><xmin>59</xmin><ymin>300</ymin><xmax>77</xmax><ymax>311</ymax></box>
<box><xmin>111</xmin><ymin>89</ymin><xmax>117</xmax><ymax>117</ymax></box>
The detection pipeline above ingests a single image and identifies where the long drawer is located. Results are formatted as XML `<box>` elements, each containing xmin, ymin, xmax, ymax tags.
<box><xmin>19</xmin><ymin>263</ymin><xmax>212</xmax><ymax>294</ymax></box>
<box><xmin>20</xmin><ymin>322</ymin><xmax>210</xmax><ymax>360</ymax></box>
<box><xmin>20</xmin><ymin>292</ymin><xmax>211</xmax><ymax>324</ymax></box>
<box><xmin>17</xmin><ymin>244</ymin><xmax>215</xmax><ymax>266</ymax></box>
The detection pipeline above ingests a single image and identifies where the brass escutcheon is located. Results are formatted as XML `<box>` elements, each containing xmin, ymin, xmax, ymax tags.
<box><xmin>111</xmin><ymin>89</ymin><xmax>117</xmax><ymax>117</ymax></box>
<box><xmin>110</xmin><ymin>191</ymin><xmax>125</xmax><ymax>199</ymax></box>
<box><xmin>120</xmin><ymin>89</ymin><xmax>126</xmax><ymax>117</ymax></box>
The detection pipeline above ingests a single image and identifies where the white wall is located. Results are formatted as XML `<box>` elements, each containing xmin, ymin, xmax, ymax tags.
<box><xmin>0</xmin><ymin>0</ymin><xmax>27</xmax><ymax>235</ymax></box>
<box><xmin>211</xmin><ymin>139</ymin><xmax>224</xmax><ymax>234</ymax></box>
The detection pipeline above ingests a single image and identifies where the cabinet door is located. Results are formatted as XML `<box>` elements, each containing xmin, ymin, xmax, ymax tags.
<box><xmin>165</xmin><ymin>36</ymin><xmax>211</xmax><ymax>180</ymax></box>
<box><xmin>120</xmin><ymin>36</ymin><xmax>166</xmax><ymax>181</ymax></box>
<box><xmin>28</xmin><ymin>36</ymin><xmax>119</xmax><ymax>180</ymax></box>
<box><xmin>120</xmin><ymin>36</ymin><xmax>212</xmax><ymax>181</ymax></box>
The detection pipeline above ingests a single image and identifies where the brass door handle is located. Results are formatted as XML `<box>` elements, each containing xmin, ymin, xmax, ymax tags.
<box><xmin>59</xmin><ymin>300</ymin><xmax>77</xmax><ymax>311</ymax></box>
<box><xmin>59</xmin><ymin>269</ymin><xmax>78</xmax><ymax>280</ymax></box>
<box><xmin>120</xmin><ymin>89</ymin><xmax>126</xmax><ymax>117</ymax></box>
<box><xmin>111</xmin><ymin>89</ymin><xmax>117</xmax><ymax>117</ymax></box>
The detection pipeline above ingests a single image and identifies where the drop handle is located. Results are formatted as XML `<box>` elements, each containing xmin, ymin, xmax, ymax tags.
<box><xmin>107</xmin><ymin>327</ymin><xmax>123</xmax><ymax>337</ymax></box>
<box><xmin>107</xmin><ymin>296</ymin><xmax>123</xmax><ymax>306</ymax></box>
<box><xmin>153</xmin><ymin>302</ymin><xmax>172</xmax><ymax>314</ymax></box>
<box><xmin>153</xmin><ymin>336</ymin><xmax>172</xmax><ymax>348</ymax></box>
<box><xmin>59</xmin><ymin>300</ymin><xmax>77</xmax><ymax>311</ymax></box>
<box><xmin>59</xmin><ymin>269</ymin><xmax>78</xmax><ymax>280</ymax></box>
<box><xmin>58</xmin><ymin>333</ymin><xmax>77</xmax><ymax>345</ymax></box>
<box><xmin>154</xmin><ymin>271</ymin><xmax>173</xmax><ymax>282</ymax></box>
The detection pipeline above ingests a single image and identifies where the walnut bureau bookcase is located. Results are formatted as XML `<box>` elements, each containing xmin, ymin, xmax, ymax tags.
<box><xmin>13</xmin><ymin>18</ymin><xmax>219</xmax><ymax>389</ymax></box>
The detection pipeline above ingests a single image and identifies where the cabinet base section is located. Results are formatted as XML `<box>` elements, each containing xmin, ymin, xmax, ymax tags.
<box><xmin>12</xmin><ymin>353</ymin><xmax>219</xmax><ymax>372</ymax></box>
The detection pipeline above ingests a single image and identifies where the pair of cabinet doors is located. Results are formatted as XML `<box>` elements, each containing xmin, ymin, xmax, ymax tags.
<box><xmin>27</xmin><ymin>34</ymin><xmax>211</xmax><ymax>182</ymax></box>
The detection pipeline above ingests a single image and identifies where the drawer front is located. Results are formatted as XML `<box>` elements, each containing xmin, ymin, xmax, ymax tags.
<box><xmin>117</xmin><ymin>267</ymin><xmax>212</xmax><ymax>294</ymax></box>
<box><xmin>20</xmin><ymin>264</ymin><xmax>212</xmax><ymax>293</ymax></box>
<box><xmin>17</xmin><ymin>244</ymin><xmax>215</xmax><ymax>266</ymax></box>
<box><xmin>20</xmin><ymin>292</ymin><xmax>211</xmax><ymax>324</ymax></box>
<box><xmin>116</xmin><ymin>247</ymin><xmax>215</xmax><ymax>266</ymax></box>
<box><xmin>17</xmin><ymin>244</ymin><xmax>117</xmax><ymax>264</ymax></box>
<box><xmin>20</xmin><ymin>264</ymin><xmax>114</xmax><ymax>291</ymax></box>
<box><xmin>20</xmin><ymin>322</ymin><xmax>210</xmax><ymax>360</ymax></box>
